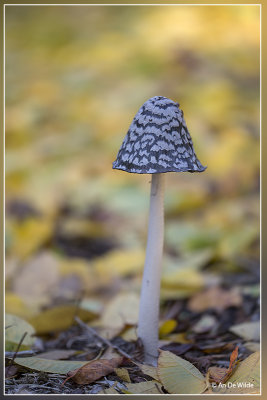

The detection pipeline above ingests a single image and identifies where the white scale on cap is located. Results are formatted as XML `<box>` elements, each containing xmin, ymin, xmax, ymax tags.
<box><xmin>113</xmin><ymin>96</ymin><xmax>206</xmax><ymax>174</ymax></box>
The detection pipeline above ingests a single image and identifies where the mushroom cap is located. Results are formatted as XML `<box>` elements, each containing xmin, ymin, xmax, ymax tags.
<box><xmin>112</xmin><ymin>96</ymin><xmax>206</xmax><ymax>174</ymax></box>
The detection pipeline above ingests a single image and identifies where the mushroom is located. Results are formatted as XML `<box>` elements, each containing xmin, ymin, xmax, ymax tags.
<box><xmin>113</xmin><ymin>96</ymin><xmax>206</xmax><ymax>365</ymax></box>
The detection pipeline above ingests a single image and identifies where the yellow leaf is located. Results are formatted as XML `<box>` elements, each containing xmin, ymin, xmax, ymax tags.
<box><xmin>14</xmin><ymin>357</ymin><xmax>89</xmax><ymax>374</ymax></box>
<box><xmin>212</xmin><ymin>352</ymin><xmax>260</xmax><ymax>394</ymax></box>
<box><xmin>100</xmin><ymin>292</ymin><xmax>139</xmax><ymax>331</ymax></box>
<box><xmin>161</xmin><ymin>267</ymin><xmax>204</xmax><ymax>292</ymax></box>
<box><xmin>29</xmin><ymin>305</ymin><xmax>98</xmax><ymax>335</ymax></box>
<box><xmin>162</xmin><ymin>332</ymin><xmax>191</xmax><ymax>344</ymax></box>
<box><xmin>7</xmin><ymin>218</ymin><xmax>52</xmax><ymax>260</ymax></box>
<box><xmin>218</xmin><ymin>225</ymin><xmax>258</xmax><ymax>258</ymax></box>
<box><xmin>160</xmin><ymin>288</ymin><xmax>201</xmax><ymax>301</ymax></box>
<box><xmin>94</xmin><ymin>249</ymin><xmax>145</xmax><ymax>281</ymax></box>
<box><xmin>138</xmin><ymin>363</ymin><xmax>159</xmax><ymax>380</ymax></box>
<box><xmin>157</xmin><ymin>350</ymin><xmax>207</xmax><ymax>394</ymax></box>
<box><xmin>99</xmin><ymin>384</ymin><xmax>120</xmax><ymax>394</ymax></box>
<box><xmin>115</xmin><ymin>367</ymin><xmax>131</xmax><ymax>383</ymax></box>
<box><xmin>121</xmin><ymin>326</ymin><xmax>138</xmax><ymax>341</ymax></box>
<box><xmin>5</xmin><ymin>314</ymin><xmax>35</xmax><ymax>351</ymax></box>
<box><xmin>122</xmin><ymin>380</ymin><xmax>163</xmax><ymax>394</ymax></box>
<box><xmin>59</xmin><ymin>258</ymin><xmax>99</xmax><ymax>293</ymax></box>
<box><xmin>5</xmin><ymin>292</ymin><xmax>35</xmax><ymax>320</ymax></box>
<box><xmin>12</xmin><ymin>252</ymin><xmax>60</xmax><ymax>309</ymax></box>
<box><xmin>159</xmin><ymin>320</ymin><xmax>177</xmax><ymax>338</ymax></box>
<box><xmin>98</xmin><ymin>380</ymin><xmax>163</xmax><ymax>394</ymax></box>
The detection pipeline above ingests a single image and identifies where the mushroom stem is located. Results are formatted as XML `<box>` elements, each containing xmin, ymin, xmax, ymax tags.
<box><xmin>138</xmin><ymin>173</ymin><xmax>164</xmax><ymax>366</ymax></box>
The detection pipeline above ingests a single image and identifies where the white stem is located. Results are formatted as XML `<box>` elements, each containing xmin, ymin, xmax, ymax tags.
<box><xmin>138</xmin><ymin>173</ymin><xmax>164</xmax><ymax>366</ymax></box>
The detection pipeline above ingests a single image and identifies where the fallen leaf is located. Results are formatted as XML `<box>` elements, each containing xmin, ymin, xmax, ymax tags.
<box><xmin>230</xmin><ymin>321</ymin><xmax>260</xmax><ymax>341</ymax></box>
<box><xmin>197</xmin><ymin>341</ymin><xmax>236</xmax><ymax>354</ymax></box>
<box><xmin>160</xmin><ymin>343</ymin><xmax>193</xmax><ymax>356</ymax></box>
<box><xmin>5</xmin><ymin>256</ymin><xmax>19</xmax><ymax>281</ymax></box>
<box><xmin>159</xmin><ymin>319</ymin><xmax>177</xmax><ymax>338</ymax></box>
<box><xmin>120</xmin><ymin>326</ymin><xmax>138</xmax><ymax>341</ymax></box>
<box><xmin>12</xmin><ymin>252</ymin><xmax>60</xmax><ymax>309</ymax></box>
<box><xmin>138</xmin><ymin>363</ymin><xmax>159</xmax><ymax>380</ymax></box>
<box><xmin>79</xmin><ymin>298</ymin><xmax>103</xmax><ymax>315</ymax></box>
<box><xmin>115</xmin><ymin>367</ymin><xmax>131</xmax><ymax>383</ymax></box>
<box><xmin>100</xmin><ymin>292</ymin><xmax>139</xmax><ymax>330</ymax></box>
<box><xmin>157</xmin><ymin>350</ymin><xmax>207</xmax><ymax>394</ymax></box>
<box><xmin>161</xmin><ymin>267</ymin><xmax>204</xmax><ymax>292</ymax></box>
<box><xmin>188</xmin><ymin>286</ymin><xmax>242</xmax><ymax>312</ymax></box>
<box><xmin>5</xmin><ymin>365</ymin><xmax>19</xmax><ymax>379</ymax></box>
<box><xmin>59</xmin><ymin>259</ymin><xmax>100</xmax><ymax>294</ymax></box>
<box><xmin>5</xmin><ymin>292</ymin><xmax>35</xmax><ymax>320</ymax></box>
<box><xmin>161</xmin><ymin>333</ymin><xmax>191</xmax><ymax>344</ymax></box>
<box><xmin>165</xmin><ymin>223</ymin><xmax>220</xmax><ymax>253</ymax></box>
<box><xmin>5</xmin><ymin>314</ymin><xmax>35</xmax><ymax>352</ymax></box>
<box><xmin>229</xmin><ymin>345</ymin><xmax>239</xmax><ymax>370</ymax></box>
<box><xmin>192</xmin><ymin>315</ymin><xmax>217</xmax><ymax>334</ymax></box>
<box><xmin>208</xmin><ymin>367</ymin><xmax>229</xmax><ymax>384</ymax></box>
<box><xmin>99</xmin><ymin>384</ymin><xmax>121</xmax><ymax>394</ymax></box>
<box><xmin>14</xmin><ymin>357</ymin><xmax>89</xmax><ymax>374</ymax></box>
<box><xmin>227</xmin><ymin>351</ymin><xmax>259</xmax><ymax>385</ymax></box>
<box><xmin>37</xmin><ymin>349</ymin><xmax>77</xmax><ymax>360</ymax></box>
<box><xmin>208</xmin><ymin>346</ymin><xmax>239</xmax><ymax>384</ymax></box>
<box><xmin>68</xmin><ymin>357</ymin><xmax>123</xmax><ymax>384</ymax></box>
<box><xmin>212</xmin><ymin>352</ymin><xmax>260</xmax><ymax>394</ymax></box>
<box><xmin>7</xmin><ymin>218</ymin><xmax>53</xmax><ymax>260</ymax></box>
<box><xmin>29</xmin><ymin>304</ymin><xmax>98</xmax><ymax>334</ymax></box>
<box><xmin>121</xmin><ymin>380</ymin><xmax>163</xmax><ymax>394</ymax></box>
<box><xmin>218</xmin><ymin>226</ymin><xmax>258</xmax><ymax>258</ymax></box>
<box><xmin>94</xmin><ymin>248</ymin><xmax>145</xmax><ymax>280</ymax></box>
<box><xmin>98</xmin><ymin>379</ymin><xmax>162</xmax><ymax>394</ymax></box>
<box><xmin>244</xmin><ymin>342</ymin><xmax>260</xmax><ymax>352</ymax></box>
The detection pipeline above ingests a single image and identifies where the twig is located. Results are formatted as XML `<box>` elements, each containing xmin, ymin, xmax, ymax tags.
<box><xmin>74</xmin><ymin>317</ymin><xmax>137</xmax><ymax>363</ymax></box>
<box><xmin>5</xmin><ymin>350</ymin><xmax>36</xmax><ymax>358</ymax></box>
<box><xmin>6</xmin><ymin>332</ymin><xmax>28</xmax><ymax>377</ymax></box>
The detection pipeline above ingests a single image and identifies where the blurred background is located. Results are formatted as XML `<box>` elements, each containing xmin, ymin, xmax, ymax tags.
<box><xmin>5</xmin><ymin>5</ymin><xmax>260</xmax><ymax>340</ymax></box>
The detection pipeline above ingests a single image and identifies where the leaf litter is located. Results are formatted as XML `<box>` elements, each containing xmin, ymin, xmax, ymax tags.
<box><xmin>5</xmin><ymin>5</ymin><xmax>260</xmax><ymax>396</ymax></box>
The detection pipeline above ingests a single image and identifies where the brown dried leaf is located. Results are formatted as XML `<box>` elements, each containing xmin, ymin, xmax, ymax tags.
<box><xmin>188</xmin><ymin>286</ymin><xmax>242</xmax><ymax>313</ymax></box>
<box><xmin>229</xmin><ymin>346</ymin><xmax>239</xmax><ymax>370</ymax></box>
<box><xmin>68</xmin><ymin>357</ymin><xmax>123</xmax><ymax>385</ymax></box>
<box><xmin>5</xmin><ymin>365</ymin><xmax>18</xmax><ymax>379</ymax></box>
<box><xmin>208</xmin><ymin>346</ymin><xmax>239</xmax><ymax>384</ymax></box>
<box><xmin>208</xmin><ymin>367</ymin><xmax>229</xmax><ymax>384</ymax></box>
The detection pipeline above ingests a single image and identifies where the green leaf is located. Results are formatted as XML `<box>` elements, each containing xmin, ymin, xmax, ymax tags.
<box><xmin>5</xmin><ymin>314</ymin><xmax>35</xmax><ymax>351</ymax></box>
<box><xmin>218</xmin><ymin>226</ymin><xmax>258</xmax><ymax>258</ymax></box>
<box><xmin>14</xmin><ymin>356</ymin><xmax>89</xmax><ymax>374</ymax></box>
<box><xmin>157</xmin><ymin>350</ymin><xmax>207</xmax><ymax>394</ymax></box>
